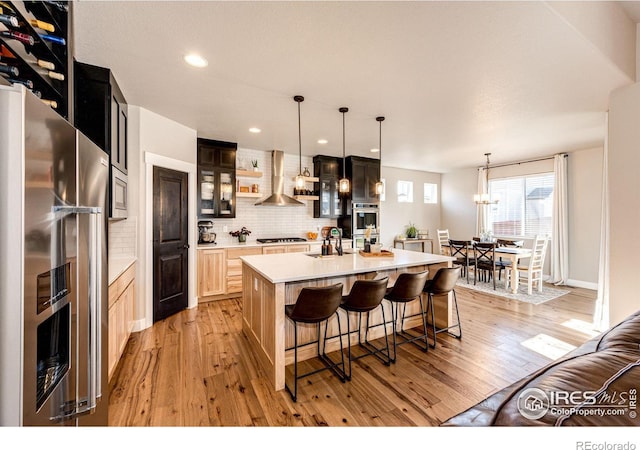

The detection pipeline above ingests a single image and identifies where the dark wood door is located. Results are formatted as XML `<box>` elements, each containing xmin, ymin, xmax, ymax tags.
<box><xmin>153</xmin><ymin>166</ymin><xmax>189</xmax><ymax>322</ymax></box>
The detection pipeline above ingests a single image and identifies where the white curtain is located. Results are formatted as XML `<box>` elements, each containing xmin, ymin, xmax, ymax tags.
<box><xmin>476</xmin><ymin>167</ymin><xmax>488</xmax><ymax>236</ymax></box>
<box><xmin>550</xmin><ymin>153</ymin><xmax>569</xmax><ymax>284</ymax></box>
<box><xmin>594</xmin><ymin>113</ymin><xmax>610</xmax><ymax>331</ymax></box>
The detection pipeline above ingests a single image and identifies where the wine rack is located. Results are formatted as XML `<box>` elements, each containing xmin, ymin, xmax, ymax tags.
<box><xmin>0</xmin><ymin>1</ymin><xmax>69</xmax><ymax>118</ymax></box>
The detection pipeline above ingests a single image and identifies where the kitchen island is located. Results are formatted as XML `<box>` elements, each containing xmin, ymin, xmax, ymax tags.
<box><xmin>240</xmin><ymin>248</ymin><xmax>455</xmax><ymax>390</ymax></box>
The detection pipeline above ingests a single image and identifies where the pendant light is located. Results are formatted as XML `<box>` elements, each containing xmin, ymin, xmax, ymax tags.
<box><xmin>338</xmin><ymin>107</ymin><xmax>350</xmax><ymax>193</ymax></box>
<box><xmin>375</xmin><ymin>116</ymin><xmax>385</xmax><ymax>195</ymax></box>
<box><xmin>294</xmin><ymin>95</ymin><xmax>306</xmax><ymax>191</ymax></box>
<box><xmin>474</xmin><ymin>152</ymin><xmax>499</xmax><ymax>204</ymax></box>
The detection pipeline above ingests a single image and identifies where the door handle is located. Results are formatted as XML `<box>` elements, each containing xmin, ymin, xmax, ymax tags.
<box><xmin>180</xmin><ymin>244</ymin><xmax>190</xmax><ymax>250</ymax></box>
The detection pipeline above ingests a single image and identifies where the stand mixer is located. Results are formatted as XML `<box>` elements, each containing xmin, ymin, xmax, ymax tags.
<box><xmin>198</xmin><ymin>220</ymin><xmax>217</xmax><ymax>244</ymax></box>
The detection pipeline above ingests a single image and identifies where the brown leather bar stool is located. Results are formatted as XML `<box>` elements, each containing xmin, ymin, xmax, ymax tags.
<box><xmin>338</xmin><ymin>276</ymin><xmax>390</xmax><ymax>380</ymax></box>
<box><xmin>284</xmin><ymin>283</ymin><xmax>345</xmax><ymax>402</ymax></box>
<box><xmin>383</xmin><ymin>270</ymin><xmax>430</xmax><ymax>363</ymax></box>
<box><xmin>423</xmin><ymin>266</ymin><xmax>462</xmax><ymax>348</ymax></box>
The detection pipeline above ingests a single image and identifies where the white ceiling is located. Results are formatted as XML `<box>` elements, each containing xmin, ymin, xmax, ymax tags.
<box><xmin>73</xmin><ymin>1</ymin><xmax>638</xmax><ymax>173</ymax></box>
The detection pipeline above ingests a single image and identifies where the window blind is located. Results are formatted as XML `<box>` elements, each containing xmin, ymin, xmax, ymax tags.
<box><xmin>488</xmin><ymin>173</ymin><xmax>554</xmax><ymax>237</ymax></box>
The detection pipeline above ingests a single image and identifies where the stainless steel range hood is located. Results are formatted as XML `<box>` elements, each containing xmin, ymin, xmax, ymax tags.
<box><xmin>254</xmin><ymin>150</ymin><xmax>304</xmax><ymax>206</ymax></box>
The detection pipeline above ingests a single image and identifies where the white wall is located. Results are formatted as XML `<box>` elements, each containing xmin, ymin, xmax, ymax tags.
<box><xmin>441</xmin><ymin>167</ymin><xmax>477</xmax><ymax>242</ymax></box>
<box><xmin>129</xmin><ymin>106</ymin><xmax>198</xmax><ymax>330</ymax></box>
<box><xmin>440</xmin><ymin>149</ymin><xmax>603</xmax><ymax>287</ymax></box>
<box><xmin>567</xmin><ymin>147</ymin><xmax>603</xmax><ymax>287</ymax></box>
<box><xmin>379</xmin><ymin>166</ymin><xmax>441</xmax><ymax>248</ymax></box>
<box><xmin>608</xmin><ymin>81</ymin><xmax>640</xmax><ymax>324</ymax></box>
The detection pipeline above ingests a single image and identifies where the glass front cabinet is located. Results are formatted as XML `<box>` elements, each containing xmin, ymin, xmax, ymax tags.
<box><xmin>197</xmin><ymin>138</ymin><xmax>237</xmax><ymax>218</ymax></box>
<box><xmin>313</xmin><ymin>155</ymin><xmax>343</xmax><ymax>219</ymax></box>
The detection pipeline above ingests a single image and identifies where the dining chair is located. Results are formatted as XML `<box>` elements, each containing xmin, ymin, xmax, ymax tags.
<box><xmin>473</xmin><ymin>242</ymin><xmax>500</xmax><ymax>289</ymax></box>
<box><xmin>448</xmin><ymin>239</ymin><xmax>473</xmax><ymax>283</ymax></box>
<box><xmin>495</xmin><ymin>238</ymin><xmax>524</xmax><ymax>280</ymax></box>
<box><xmin>436</xmin><ymin>229</ymin><xmax>450</xmax><ymax>255</ymax></box>
<box><xmin>505</xmin><ymin>235</ymin><xmax>549</xmax><ymax>295</ymax></box>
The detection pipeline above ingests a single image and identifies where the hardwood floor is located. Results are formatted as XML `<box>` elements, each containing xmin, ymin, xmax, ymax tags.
<box><xmin>108</xmin><ymin>284</ymin><xmax>597</xmax><ymax>426</ymax></box>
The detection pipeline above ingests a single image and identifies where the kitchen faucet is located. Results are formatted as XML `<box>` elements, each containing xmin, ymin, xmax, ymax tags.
<box><xmin>329</xmin><ymin>227</ymin><xmax>343</xmax><ymax>256</ymax></box>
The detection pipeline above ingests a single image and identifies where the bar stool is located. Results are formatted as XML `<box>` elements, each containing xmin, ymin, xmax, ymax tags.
<box><xmin>423</xmin><ymin>266</ymin><xmax>462</xmax><ymax>348</ymax></box>
<box><xmin>338</xmin><ymin>276</ymin><xmax>390</xmax><ymax>380</ymax></box>
<box><xmin>284</xmin><ymin>283</ymin><xmax>345</xmax><ymax>402</ymax></box>
<box><xmin>383</xmin><ymin>270</ymin><xmax>430</xmax><ymax>362</ymax></box>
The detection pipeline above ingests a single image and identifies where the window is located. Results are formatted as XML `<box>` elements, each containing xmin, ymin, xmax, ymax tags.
<box><xmin>488</xmin><ymin>173</ymin><xmax>554</xmax><ymax>237</ymax></box>
<box><xmin>423</xmin><ymin>183</ymin><xmax>437</xmax><ymax>204</ymax></box>
<box><xmin>397</xmin><ymin>180</ymin><xmax>413</xmax><ymax>203</ymax></box>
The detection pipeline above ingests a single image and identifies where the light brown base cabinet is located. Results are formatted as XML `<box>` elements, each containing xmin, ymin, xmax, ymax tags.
<box><xmin>197</xmin><ymin>244</ymin><xmax>313</xmax><ymax>301</ymax></box>
<box><xmin>197</xmin><ymin>249</ymin><xmax>226</xmax><ymax>296</ymax></box>
<box><xmin>108</xmin><ymin>263</ymin><xmax>135</xmax><ymax>381</ymax></box>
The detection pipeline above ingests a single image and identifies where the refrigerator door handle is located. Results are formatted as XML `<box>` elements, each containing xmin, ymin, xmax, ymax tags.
<box><xmin>51</xmin><ymin>205</ymin><xmax>102</xmax><ymax>420</ymax></box>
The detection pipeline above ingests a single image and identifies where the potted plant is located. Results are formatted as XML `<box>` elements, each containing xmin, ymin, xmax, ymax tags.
<box><xmin>406</xmin><ymin>222</ymin><xmax>418</xmax><ymax>239</ymax></box>
<box><xmin>230</xmin><ymin>226</ymin><xmax>251</xmax><ymax>242</ymax></box>
<box><xmin>251</xmin><ymin>159</ymin><xmax>259</xmax><ymax>171</ymax></box>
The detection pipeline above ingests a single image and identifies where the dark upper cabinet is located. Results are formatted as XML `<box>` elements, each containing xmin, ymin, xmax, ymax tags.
<box><xmin>74</xmin><ymin>60</ymin><xmax>128</xmax><ymax>174</ymax></box>
<box><xmin>346</xmin><ymin>156</ymin><xmax>380</xmax><ymax>205</ymax></box>
<box><xmin>197</xmin><ymin>138</ymin><xmax>236</xmax><ymax>219</ymax></box>
<box><xmin>313</xmin><ymin>155</ymin><xmax>343</xmax><ymax>218</ymax></box>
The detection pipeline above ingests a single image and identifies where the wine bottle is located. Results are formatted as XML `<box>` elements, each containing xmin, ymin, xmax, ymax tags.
<box><xmin>1</xmin><ymin>30</ymin><xmax>35</xmax><ymax>46</ymax></box>
<box><xmin>40</xmin><ymin>98</ymin><xmax>57</xmax><ymax>108</ymax></box>
<box><xmin>7</xmin><ymin>77</ymin><xmax>33</xmax><ymax>89</ymax></box>
<box><xmin>38</xmin><ymin>69</ymin><xmax>64</xmax><ymax>81</ymax></box>
<box><xmin>38</xmin><ymin>33</ymin><xmax>65</xmax><ymax>46</ymax></box>
<box><xmin>0</xmin><ymin>12</ymin><xmax>18</xmax><ymax>27</ymax></box>
<box><xmin>41</xmin><ymin>1</ymin><xmax>69</xmax><ymax>12</ymax></box>
<box><xmin>0</xmin><ymin>54</ymin><xmax>55</xmax><ymax>70</ymax></box>
<box><xmin>0</xmin><ymin>63</ymin><xmax>19</xmax><ymax>77</ymax></box>
<box><xmin>30</xmin><ymin>19</ymin><xmax>55</xmax><ymax>33</ymax></box>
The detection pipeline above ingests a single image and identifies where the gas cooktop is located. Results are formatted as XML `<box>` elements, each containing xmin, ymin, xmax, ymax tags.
<box><xmin>256</xmin><ymin>237</ymin><xmax>307</xmax><ymax>243</ymax></box>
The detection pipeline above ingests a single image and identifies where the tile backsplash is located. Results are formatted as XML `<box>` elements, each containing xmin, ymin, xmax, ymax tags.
<box><xmin>108</xmin><ymin>216</ymin><xmax>137</xmax><ymax>257</ymax></box>
<box><xmin>210</xmin><ymin>148</ymin><xmax>336</xmax><ymax>245</ymax></box>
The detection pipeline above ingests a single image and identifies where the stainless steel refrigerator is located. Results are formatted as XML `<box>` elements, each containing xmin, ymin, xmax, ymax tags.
<box><xmin>0</xmin><ymin>85</ymin><xmax>109</xmax><ymax>426</ymax></box>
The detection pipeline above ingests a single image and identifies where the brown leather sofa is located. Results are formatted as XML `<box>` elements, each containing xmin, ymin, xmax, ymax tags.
<box><xmin>442</xmin><ymin>310</ymin><xmax>640</xmax><ymax>426</ymax></box>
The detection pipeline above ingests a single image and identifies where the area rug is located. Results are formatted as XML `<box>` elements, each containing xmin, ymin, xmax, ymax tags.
<box><xmin>455</xmin><ymin>277</ymin><xmax>570</xmax><ymax>305</ymax></box>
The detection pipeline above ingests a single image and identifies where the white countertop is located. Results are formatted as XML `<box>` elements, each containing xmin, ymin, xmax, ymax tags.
<box><xmin>240</xmin><ymin>248</ymin><xmax>454</xmax><ymax>283</ymax></box>
<box><xmin>197</xmin><ymin>239</ymin><xmax>324</xmax><ymax>250</ymax></box>
<box><xmin>108</xmin><ymin>256</ymin><xmax>137</xmax><ymax>285</ymax></box>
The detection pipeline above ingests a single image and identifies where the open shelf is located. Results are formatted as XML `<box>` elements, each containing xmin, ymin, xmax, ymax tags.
<box><xmin>236</xmin><ymin>169</ymin><xmax>262</xmax><ymax>178</ymax></box>
<box><xmin>291</xmin><ymin>175</ymin><xmax>319</xmax><ymax>183</ymax></box>
<box><xmin>237</xmin><ymin>192</ymin><xmax>262</xmax><ymax>198</ymax></box>
<box><xmin>294</xmin><ymin>195</ymin><xmax>319</xmax><ymax>201</ymax></box>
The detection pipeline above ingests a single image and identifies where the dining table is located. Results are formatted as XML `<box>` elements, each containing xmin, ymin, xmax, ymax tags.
<box><xmin>442</xmin><ymin>242</ymin><xmax>532</xmax><ymax>294</ymax></box>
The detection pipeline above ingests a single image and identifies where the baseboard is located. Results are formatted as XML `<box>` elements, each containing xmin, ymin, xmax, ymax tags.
<box><xmin>131</xmin><ymin>318</ymin><xmax>148</xmax><ymax>333</ymax></box>
<box><xmin>565</xmin><ymin>279</ymin><xmax>598</xmax><ymax>290</ymax></box>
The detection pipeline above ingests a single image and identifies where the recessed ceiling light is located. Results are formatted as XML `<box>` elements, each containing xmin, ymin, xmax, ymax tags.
<box><xmin>317</xmin><ymin>139</ymin><xmax>328</xmax><ymax>144</ymax></box>
<box><xmin>370</xmin><ymin>148</ymin><xmax>380</xmax><ymax>153</ymax></box>
<box><xmin>249</xmin><ymin>127</ymin><xmax>261</xmax><ymax>133</ymax></box>
<box><xmin>184</xmin><ymin>53</ymin><xmax>208</xmax><ymax>68</ymax></box>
